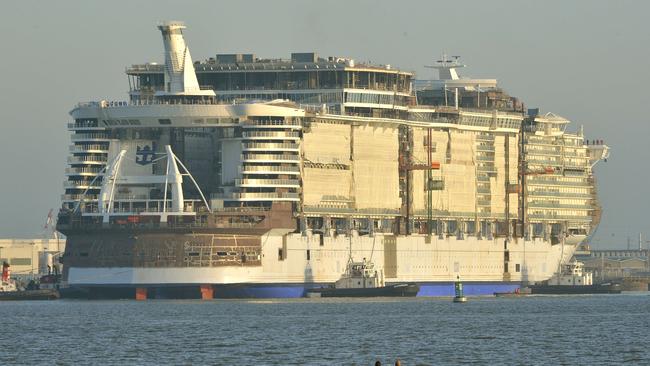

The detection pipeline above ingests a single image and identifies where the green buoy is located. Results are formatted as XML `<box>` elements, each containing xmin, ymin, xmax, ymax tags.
<box><xmin>453</xmin><ymin>275</ymin><xmax>468</xmax><ymax>303</ymax></box>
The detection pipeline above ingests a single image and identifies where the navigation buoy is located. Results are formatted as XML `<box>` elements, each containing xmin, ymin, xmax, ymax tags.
<box><xmin>453</xmin><ymin>275</ymin><xmax>468</xmax><ymax>303</ymax></box>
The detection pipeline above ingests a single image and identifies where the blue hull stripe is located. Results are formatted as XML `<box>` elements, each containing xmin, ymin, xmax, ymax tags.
<box><xmin>214</xmin><ymin>282</ymin><xmax>520</xmax><ymax>298</ymax></box>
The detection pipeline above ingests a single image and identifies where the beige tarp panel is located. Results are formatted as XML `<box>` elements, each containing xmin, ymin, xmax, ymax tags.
<box><xmin>352</xmin><ymin>124</ymin><xmax>400</xmax><ymax>210</ymax></box>
<box><xmin>302</xmin><ymin>168</ymin><xmax>352</xmax><ymax>206</ymax></box>
<box><xmin>303</xmin><ymin>122</ymin><xmax>350</xmax><ymax>163</ymax></box>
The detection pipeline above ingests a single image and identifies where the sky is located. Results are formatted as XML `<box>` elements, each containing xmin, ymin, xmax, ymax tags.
<box><xmin>0</xmin><ymin>1</ymin><xmax>647</xmax><ymax>248</ymax></box>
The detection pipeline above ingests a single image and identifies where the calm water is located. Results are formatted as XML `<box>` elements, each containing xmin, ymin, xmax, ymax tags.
<box><xmin>1</xmin><ymin>293</ymin><xmax>649</xmax><ymax>365</ymax></box>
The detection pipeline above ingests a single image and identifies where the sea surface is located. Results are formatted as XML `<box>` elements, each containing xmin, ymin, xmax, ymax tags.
<box><xmin>1</xmin><ymin>293</ymin><xmax>649</xmax><ymax>365</ymax></box>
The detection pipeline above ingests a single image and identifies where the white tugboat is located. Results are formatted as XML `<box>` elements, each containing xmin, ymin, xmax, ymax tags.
<box><xmin>530</xmin><ymin>260</ymin><xmax>621</xmax><ymax>294</ymax></box>
<box><xmin>306</xmin><ymin>258</ymin><xmax>419</xmax><ymax>297</ymax></box>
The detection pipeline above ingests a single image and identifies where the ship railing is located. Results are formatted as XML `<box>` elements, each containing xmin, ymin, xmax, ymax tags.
<box><xmin>64</xmin><ymin>181</ymin><xmax>101</xmax><ymax>188</ymax></box>
<box><xmin>528</xmin><ymin>191</ymin><xmax>592</xmax><ymax>198</ymax></box>
<box><xmin>240</xmin><ymin>165</ymin><xmax>301</xmax><ymax>173</ymax></box>
<box><xmin>69</xmin><ymin>144</ymin><xmax>109</xmax><ymax>152</ymax></box>
<box><xmin>211</xmin><ymin>206</ymin><xmax>271</xmax><ymax>213</ymax></box>
<box><xmin>212</xmin><ymin>192</ymin><xmax>300</xmax><ymax>200</ymax></box>
<box><xmin>68</xmin><ymin>156</ymin><xmax>108</xmax><ymax>163</ymax></box>
<box><xmin>62</xmin><ymin>194</ymin><xmax>99</xmax><ymax>201</ymax></box>
<box><xmin>242</xmin><ymin>119</ymin><xmax>302</xmax><ymax>127</ymax></box>
<box><xmin>242</xmin><ymin>131</ymin><xmax>301</xmax><ymax>138</ymax></box>
<box><xmin>71</xmin><ymin>133</ymin><xmax>111</xmax><ymax>141</ymax></box>
<box><xmin>242</xmin><ymin>142</ymin><xmax>300</xmax><ymax>150</ymax></box>
<box><xmin>235</xmin><ymin>178</ymin><xmax>300</xmax><ymax>186</ymax></box>
<box><xmin>77</xmin><ymin>199</ymin><xmax>205</xmax><ymax>214</ymax></box>
<box><xmin>526</xmin><ymin>177</ymin><xmax>590</xmax><ymax>186</ymax></box>
<box><xmin>65</xmin><ymin>167</ymin><xmax>104</xmax><ymax>174</ymax></box>
<box><xmin>527</xmin><ymin>202</ymin><xmax>594</xmax><ymax>210</ymax></box>
<box><xmin>241</xmin><ymin>154</ymin><xmax>300</xmax><ymax>162</ymax></box>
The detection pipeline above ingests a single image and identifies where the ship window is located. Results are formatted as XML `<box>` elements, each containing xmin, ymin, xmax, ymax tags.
<box><xmin>319</xmin><ymin>235</ymin><xmax>324</xmax><ymax>246</ymax></box>
<box><xmin>307</xmin><ymin>250</ymin><xmax>311</xmax><ymax>261</ymax></box>
<box><xmin>515</xmin><ymin>264</ymin><xmax>521</xmax><ymax>272</ymax></box>
<box><xmin>158</xmin><ymin>118</ymin><xmax>172</xmax><ymax>125</ymax></box>
<box><xmin>278</xmin><ymin>248</ymin><xmax>284</xmax><ymax>261</ymax></box>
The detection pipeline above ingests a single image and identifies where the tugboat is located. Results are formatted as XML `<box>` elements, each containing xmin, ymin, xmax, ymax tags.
<box><xmin>529</xmin><ymin>260</ymin><xmax>621</xmax><ymax>295</ymax></box>
<box><xmin>305</xmin><ymin>258</ymin><xmax>419</xmax><ymax>298</ymax></box>
<box><xmin>0</xmin><ymin>262</ymin><xmax>60</xmax><ymax>301</ymax></box>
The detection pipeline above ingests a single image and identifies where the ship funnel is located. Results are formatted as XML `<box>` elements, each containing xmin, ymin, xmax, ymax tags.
<box><xmin>156</xmin><ymin>21</ymin><xmax>215</xmax><ymax>97</ymax></box>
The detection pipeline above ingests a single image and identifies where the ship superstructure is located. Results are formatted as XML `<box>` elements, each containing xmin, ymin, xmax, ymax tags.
<box><xmin>57</xmin><ymin>22</ymin><xmax>609</xmax><ymax>299</ymax></box>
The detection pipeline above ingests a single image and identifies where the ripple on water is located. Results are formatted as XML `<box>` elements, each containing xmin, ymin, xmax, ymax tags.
<box><xmin>1</xmin><ymin>294</ymin><xmax>649</xmax><ymax>365</ymax></box>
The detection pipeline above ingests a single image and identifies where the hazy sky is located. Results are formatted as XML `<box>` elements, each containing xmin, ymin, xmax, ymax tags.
<box><xmin>0</xmin><ymin>1</ymin><xmax>647</xmax><ymax>248</ymax></box>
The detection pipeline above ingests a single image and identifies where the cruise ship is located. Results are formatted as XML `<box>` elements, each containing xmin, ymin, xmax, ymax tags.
<box><xmin>56</xmin><ymin>22</ymin><xmax>610</xmax><ymax>299</ymax></box>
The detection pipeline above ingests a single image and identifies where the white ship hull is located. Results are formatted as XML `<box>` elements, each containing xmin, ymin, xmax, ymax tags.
<box><xmin>65</xmin><ymin>233</ymin><xmax>577</xmax><ymax>298</ymax></box>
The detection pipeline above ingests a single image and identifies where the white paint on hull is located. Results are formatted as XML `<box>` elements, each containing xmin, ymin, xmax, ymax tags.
<box><xmin>67</xmin><ymin>233</ymin><xmax>577</xmax><ymax>286</ymax></box>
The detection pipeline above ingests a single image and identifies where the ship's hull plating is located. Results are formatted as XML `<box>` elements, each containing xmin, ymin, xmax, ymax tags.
<box><xmin>60</xmin><ymin>282</ymin><xmax>520</xmax><ymax>299</ymax></box>
<box><xmin>61</xmin><ymin>231</ymin><xmax>577</xmax><ymax>298</ymax></box>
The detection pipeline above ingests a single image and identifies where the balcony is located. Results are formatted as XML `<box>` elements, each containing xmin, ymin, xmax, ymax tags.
<box><xmin>67</xmin><ymin>156</ymin><xmax>108</xmax><ymax>165</ymax></box>
<box><xmin>526</xmin><ymin>177</ymin><xmax>590</xmax><ymax>187</ymax></box>
<box><xmin>527</xmin><ymin>201</ymin><xmax>593</xmax><ymax>210</ymax></box>
<box><xmin>69</xmin><ymin>144</ymin><xmax>109</xmax><ymax>153</ymax></box>
<box><xmin>215</xmin><ymin>192</ymin><xmax>300</xmax><ymax>202</ymax></box>
<box><xmin>241</xmin><ymin>154</ymin><xmax>300</xmax><ymax>163</ymax></box>
<box><xmin>67</xmin><ymin>123</ymin><xmax>104</xmax><ymax>131</ymax></box>
<box><xmin>527</xmin><ymin>191</ymin><xmax>592</xmax><ymax>199</ymax></box>
<box><xmin>64</xmin><ymin>180</ymin><xmax>102</xmax><ymax>189</ymax></box>
<box><xmin>70</xmin><ymin>133</ymin><xmax>111</xmax><ymax>142</ymax></box>
<box><xmin>242</xmin><ymin>142</ymin><xmax>300</xmax><ymax>152</ymax></box>
<box><xmin>61</xmin><ymin>193</ymin><xmax>98</xmax><ymax>202</ymax></box>
<box><xmin>240</xmin><ymin>165</ymin><xmax>300</xmax><ymax>175</ymax></box>
<box><xmin>242</xmin><ymin>120</ymin><xmax>302</xmax><ymax>130</ymax></box>
<box><xmin>65</xmin><ymin>167</ymin><xmax>105</xmax><ymax>176</ymax></box>
<box><xmin>241</xmin><ymin>131</ymin><xmax>300</xmax><ymax>140</ymax></box>
<box><xmin>235</xmin><ymin>179</ymin><xmax>300</xmax><ymax>188</ymax></box>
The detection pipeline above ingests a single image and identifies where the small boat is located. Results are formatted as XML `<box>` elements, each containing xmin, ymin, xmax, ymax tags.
<box><xmin>0</xmin><ymin>261</ymin><xmax>60</xmax><ymax>301</ymax></box>
<box><xmin>529</xmin><ymin>260</ymin><xmax>622</xmax><ymax>295</ymax></box>
<box><xmin>306</xmin><ymin>259</ymin><xmax>419</xmax><ymax>298</ymax></box>
<box><xmin>0</xmin><ymin>289</ymin><xmax>60</xmax><ymax>301</ymax></box>
<box><xmin>494</xmin><ymin>287</ymin><xmax>532</xmax><ymax>298</ymax></box>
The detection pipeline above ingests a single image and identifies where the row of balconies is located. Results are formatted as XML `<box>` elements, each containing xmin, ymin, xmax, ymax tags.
<box><xmin>64</xmin><ymin>180</ymin><xmax>102</xmax><ymax>189</ymax></box>
<box><xmin>527</xmin><ymin>201</ymin><xmax>593</xmax><ymax>210</ymax></box>
<box><xmin>71</xmin><ymin>133</ymin><xmax>111</xmax><ymax>141</ymax></box>
<box><xmin>235</xmin><ymin>178</ymin><xmax>300</xmax><ymax>188</ymax></box>
<box><xmin>526</xmin><ymin>177</ymin><xmax>590</xmax><ymax>187</ymax></box>
<box><xmin>69</xmin><ymin>144</ymin><xmax>109</xmax><ymax>153</ymax></box>
<box><xmin>67</xmin><ymin>156</ymin><xmax>108</xmax><ymax>164</ymax></box>
<box><xmin>527</xmin><ymin>191</ymin><xmax>592</xmax><ymax>199</ymax></box>
<box><xmin>476</xmin><ymin>154</ymin><xmax>494</xmax><ymax>162</ymax></box>
<box><xmin>214</xmin><ymin>192</ymin><xmax>300</xmax><ymax>201</ymax></box>
<box><xmin>65</xmin><ymin>167</ymin><xmax>105</xmax><ymax>175</ymax></box>
<box><xmin>242</xmin><ymin>142</ymin><xmax>300</xmax><ymax>152</ymax></box>
<box><xmin>241</xmin><ymin>154</ymin><xmax>300</xmax><ymax>163</ymax></box>
<box><xmin>61</xmin><ymin>193</ymin><xmax>98</xmax><ymax>201</ymax></box>
<box><xmin>475</xmin><ymin>144</ymin><xmax>495</xmax><ymax>152</ymax></box>
<box><xmin>240</xmin><ymin>165</ymin><xmax>300</xmax><ymax>174</ymax></box>
<box><xmin>67</xmin><ymin>123</ymin><xmax>104</xmax><ymax>131</ymax></box>
<box><xmin>527</xmin><ymin>213</ymin><xmax>591</xmax><ymax>221</ymax></box>
<box><xmin>241</xmin><ymin>120</ymin><xmax>302</xmax><ymax>129</ymax></box>
<box><xmin>241</xmin><ymin>131</ymin><xmax>300</xmax><ymax>140</ymax></box>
